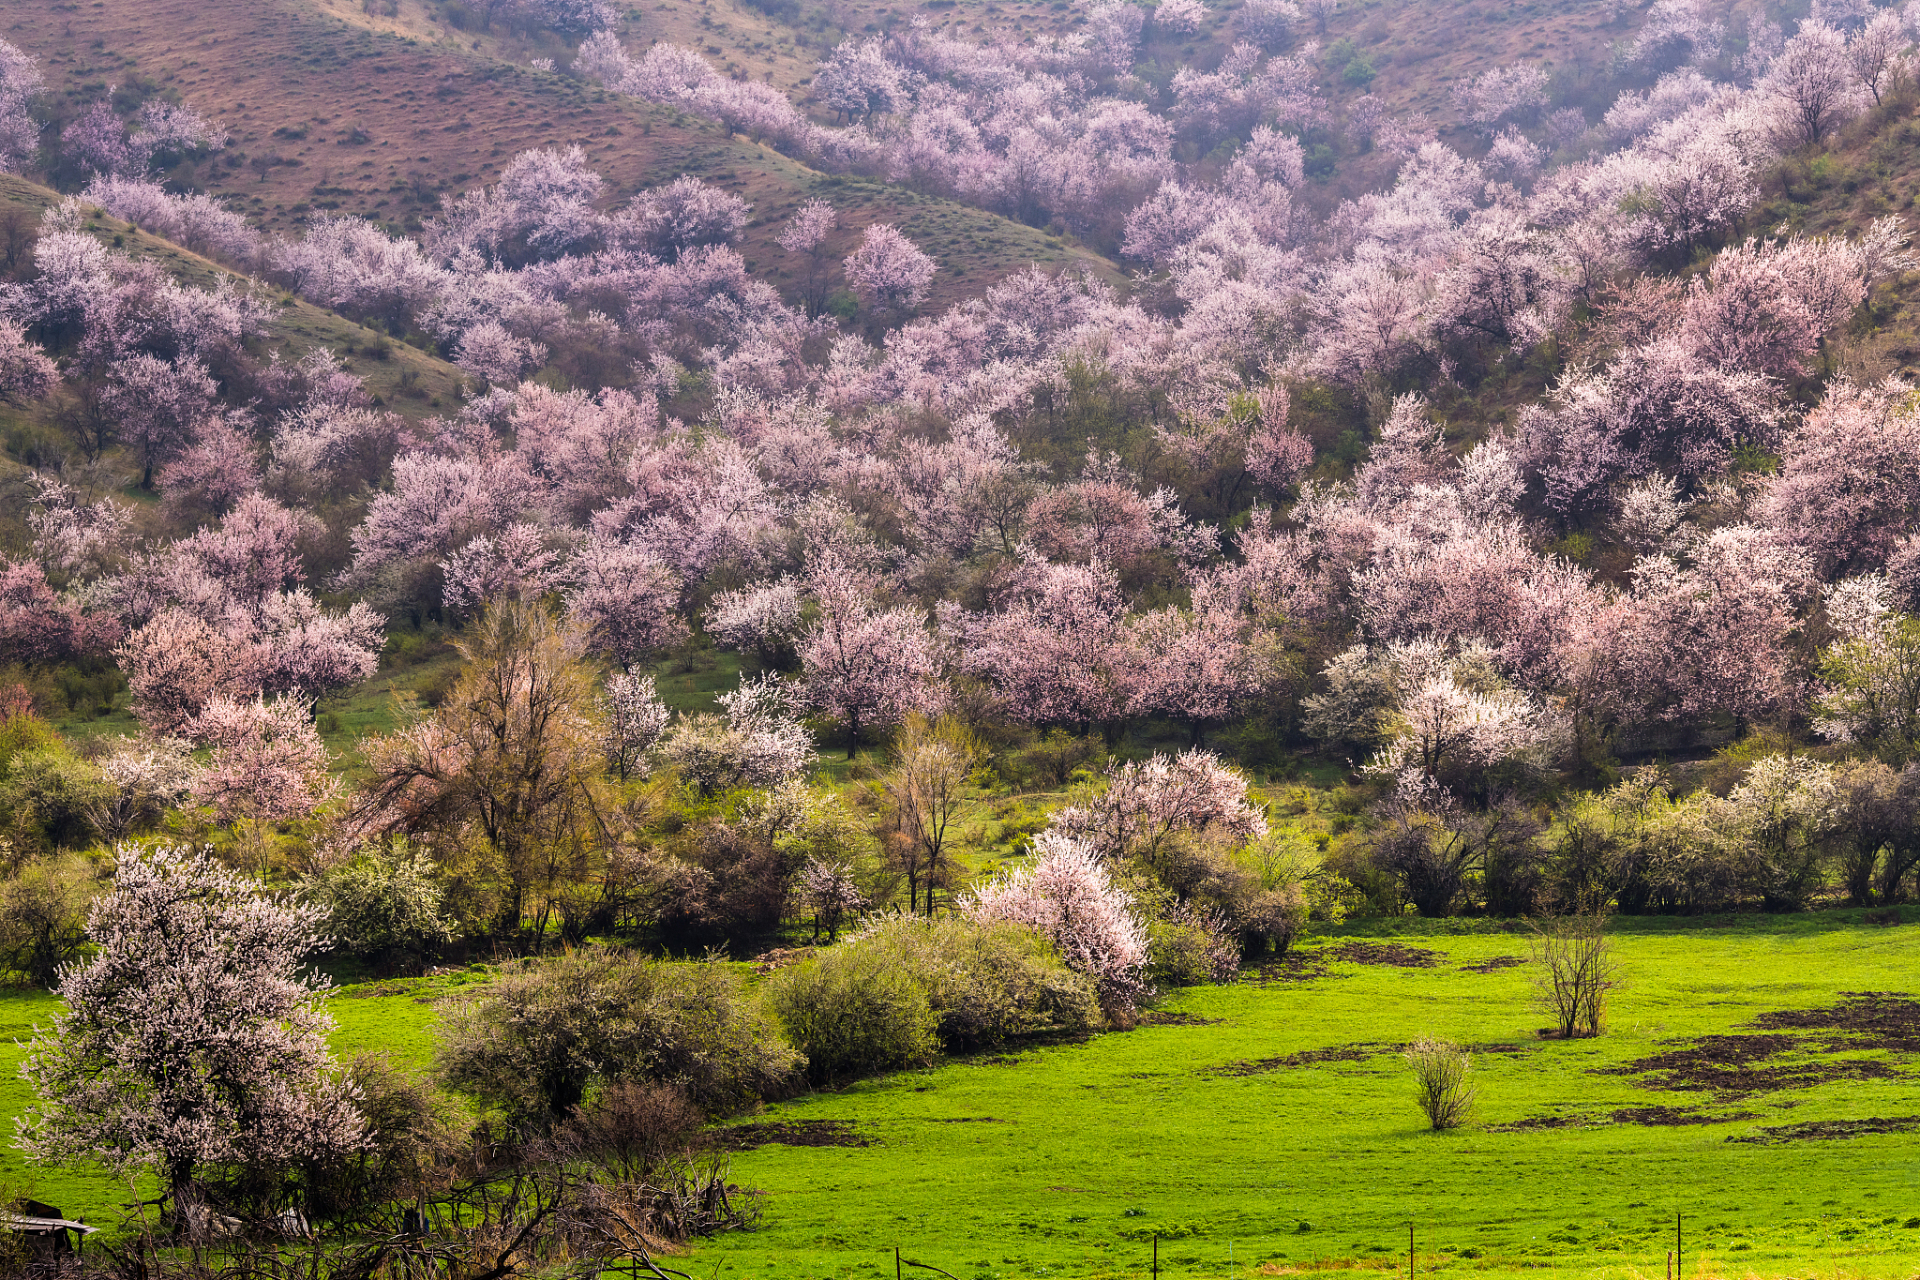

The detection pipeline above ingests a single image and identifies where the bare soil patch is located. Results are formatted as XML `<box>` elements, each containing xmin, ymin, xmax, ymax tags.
<box><xmin>1206</xmin><ymin>1043</ymin><xmax>1395</xmax><ymax>1077</ymax></box>
<box><xmin>1254</xmin><ymin>950</ymin><xmax>1335</xmax><ymax>982</ymax></box>
<box><xmin>715</xmin><ymin>1120</ymin><xmax>872</xmax><ymax>1151</ymax></box>
<box><xmin>1332</xmin><ymin>942</ymin><xmax>1444</xmax><ymax>968</ymax></box>
<box><xmin>1727</xmin><ymin>1115</ymin><xmax>1920</xmax><ymax>1144</ymax></box>
<box><xmin>1598</xmin><ymin>1033</ymin><xmax>1898</xmax><ymax>1098</ymax></box>
<box><xmin>1748</xmin><ymin>992</ymin><xmax>1920</xmax><ymax>1052</ymax></box>
<box><xmin>1485</xmin><ymin>1112</ymin><xmax>1596</xmax><ymax>1132</ymax></box>
<box><xmin>1462</xmin><ymin>955</ymin><xmax>1527</xmax><ymax>974</ymax></box>
<box><xmin>1609</xmin><ymin>1105</ymin><xmax>1756</xmax><ymax>1126</ymax></box>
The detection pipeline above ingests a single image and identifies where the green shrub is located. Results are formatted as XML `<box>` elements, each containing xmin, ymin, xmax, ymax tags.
<box><xmin>852</xmin><ymin>914</ymin><xmax>1100</xmax><ymax>1049</ymax></box>
<box><xmin>0</xmin><ymin>852</ymin><xmax>100</xmax><ymax>986</ymax></box>
<box><xmin>766</xmin><ymin>942</ymin><xmax>938</xmax><ymax>1084</ymax></box>
<box><xmin>1145</xmin><ymin>906</ymin><xmax>1238</xmax><ymax>988</ymax></box>
<box><xmin>305</xmin><ymin>844</ymin><xmax>452</xmax><ymax>974</ymax></box>
<box><xmin>437</xmin><ymin>949</ymin><xmax>799</xmax><ymax>1123</ymax></box>
<box><xmin>0</xmin><ymin>747</ymin><xmax>108</xmax><ymax>851</ymax></box>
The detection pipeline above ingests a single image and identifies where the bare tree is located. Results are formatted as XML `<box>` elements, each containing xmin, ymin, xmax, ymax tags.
<box><xmin>1403</xmin><ymin>1037</ymin><xmax>1475</xmax><ymax>1130</ymax></box>
<box><xmin>884</xmin><ymin>715</ymin><xmax>982</xmax><ymax>915</ymax></box>
<box><xmin>356</xmin><ymin>600</ymin><xmax>612</xmax><ymax>937</ymax></box>
<box><xmin>1531</xmin><ymin>916</ymin><xmax>1620</xmax><ymax>1038</ymax></box>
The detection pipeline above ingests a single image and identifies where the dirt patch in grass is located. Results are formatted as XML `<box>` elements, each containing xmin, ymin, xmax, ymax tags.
<box><xmin>1727</xmin><ymin>1115</ymin><xmax>1920</xmax><ymax>1144</ymax></box>
<box><xmin>715</xmin><ymin>1120</ymin><xmax>873</xmax><ymax>1151</ymax></box>
<box><xmin>1748</xmin><ymin>992</ymin><xmax>1920</xmax><ymax>1052</ymax></box>
<box><xmin>1253</xmin><ymin>949</ymin><xmax>1335</xmax><ymax>982</ymax></box>
<box><xmin>1598</xmin><ymin>1033</ymin><xmax>1899</xmax><ymax>1098</ymax></box>
<box><xmin>1485</xmin><ymin>1113</ymin><xmax>1597</xmax><ymax>1132</ymax></box>
<box><xmin>1610</xmin><ymin>1106</ymin><xmax>1757</xmax><ymax>1126</ymax></box>
<box><xmin>1492</xmin><ymin>1105</ymin><xmax>1755</xmax><ymax>1130</ymax></box>
<box><xmin>1462</xmin><ymin>955</ymin><xmax>1527</xmax><ymax>973</ymax></box>
<box><xmin>1140</xmin><ymin>1010</ymin><xmax>1226</xmax><ymax>1027</ymax></box>
<box><xmin>1332</xmin><ymin>942</ymin><xmax>1444</xmax><ymax>968</ymax></box>
<box><xmin>1207</xmin><ymin>1043</ymin><xmax>1395</xmax><ymax>1077</ymax></box>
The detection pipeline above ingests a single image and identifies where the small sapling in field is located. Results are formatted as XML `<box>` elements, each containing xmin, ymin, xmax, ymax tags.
<box><xmin>1532</xmin><ymin>915</ymin><xmax>1620</xmax><ymax>1038</ymax></box>
<box><xmin>1404</xmin><ymin>1036</ymin><xmax>1476</xmax><ymax>1130</ymax></box>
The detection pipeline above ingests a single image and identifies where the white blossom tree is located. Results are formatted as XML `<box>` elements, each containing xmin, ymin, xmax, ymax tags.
<box><xmin>17</xmin><ymin>846</ymin><xmax>363</xmax><ymax>1216</ymax></box>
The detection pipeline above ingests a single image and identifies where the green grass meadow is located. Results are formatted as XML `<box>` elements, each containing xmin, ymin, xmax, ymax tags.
<box><xmin>2</xmin><ymin>915</ymin><xmax>1917</xmax><ymax>1278</ymax></box>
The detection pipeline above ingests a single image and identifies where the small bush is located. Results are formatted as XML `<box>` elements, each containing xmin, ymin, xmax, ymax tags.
<box><xmin>557</xmin><ymin>1079</ymin><xmax>705</xmax><ymax>1181</ymax></box>
<box><xmin>765</xmin><ymin>943</ymin><xmax>938</xmax><ymax>1084</ymax></box>
<box><xmin>0</xmin><ymin>852</ymin><xmax>99</xmax><ymax>986</ymax></box>
<box><xmin>1146</xmin><ymin>904</ymin><xmax>1240</xmax><ymax>988</ymax></box>
<box><xmin>1404</xmin><ymin>1037</ymin><xmax>1475</xmax><ymax>1130</ymax></box>
<box><xmin>854</xmin><ymin>914</ymin><xmax>1101</xmax><ymax>1049</ymax></box>
<box><xmin>437</xmin><ymin>950</ymin><xmax>799</xmax><ymax>1123</ymax></box>
<box><xmin>0</xmin><ymin>747</ymin><xmax>108</xmax><ymax>851</ymax></box>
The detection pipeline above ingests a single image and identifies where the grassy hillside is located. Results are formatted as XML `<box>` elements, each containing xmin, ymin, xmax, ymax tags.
<box><xmin>698</xmin><ymin>914</ymin><xmax>1920</xmax><ymax>1280</ymax></box>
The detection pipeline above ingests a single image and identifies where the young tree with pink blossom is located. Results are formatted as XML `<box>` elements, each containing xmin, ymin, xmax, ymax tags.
<box><xmin>778</xmin><ymin>199</ymin><xmax>838</xmax><ymax>317</ymax></box>
<box><xmin>964</xmin><ymin>830</ymin><xmax>1151</xmax><ymax>1017</ymax></box>
<box><xmin>1050</xmin><ymin>749</ymin><xmax>1267</xmax><ymax>867</ymax></box>
<box><xmin>564</xmin><ymin>535</ymin><xmax>689</xmax><ymax>668</ymax></box>
<box><xmin>843</xmin><ymin>223</ymin><xmax>936</xmax><ymax>324</ymax></box>
<box><xmin>189</xmin><ymin>694</ymin><xmax>336</xmax><ymax>868</ymax></box>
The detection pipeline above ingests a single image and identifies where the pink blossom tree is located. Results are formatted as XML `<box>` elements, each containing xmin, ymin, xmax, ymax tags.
<box><xmin>1600</xmin><ymin>525</ymin><xmax>1813</xmax><ymax>733</ymax></box>
<box><xmin>844</xmin><ymin>223</ymin><xmax>936</xmax><ymax>323</ymax></box>
<box><xmin>1123</xmin><ymin>604</ymin><xmax>1278</xmax><ymax>742</ymax></box>
<box><xmin>963</xmin><ymin>830</ymin><xmax>1150</xmax><ymax>1014</ymax></box>
<box><xmin>1758</xmin><ymin>377</ymin><xmax>1920</xmax><ymax>576</ymax></box>
<box><xmin>100</xmin><ymin>353</ymin><xmax>218</xmax><ymax>489</ymax></box>
<box><xmin>797</xmin><ymin>554</ymin><xmax>945</xmax><ymax>755</ymax></box>
<box><xmin>0</xmin><ymin>560</ymin><xmax>120</xmax><ymax>667</ymax></box>
<box><xmin>705</xmin><ymin>576</ymin><xmax>805</xmax><ymax>669</ymax></box>
<box><xmin>0</xmin><ymin>318</ymin><xmax>57</xmax><ymax>402</ymax></box>
<box><xmin>117</xmin><ymin>608</ymin><xmax>263</xmax><ymax>736</ymax></box>
<box><xmin>1050</xmin><ymin>749</ymin><xmax>1267</xmax><ymax>866</ymax></box>
<box><xmin>564</xmin><ymin>535</ymin><xmax>689</xmax><ymax>667</ymax></box>
<box><xmin>157</xmin><ymin>415</ymin><xmax>260</xmax><ymax>523</ymax></box>
<box><xmin>1763</xmin><ymin>22</ymin><xmax>1866</xmax><ymax>147</ymax></box>
<box><xmin>0</xmin><ymin>39</ymin><xmax>43</xmax><ymax>174</ymax></box>
<box><xmin>947</xmin><ymin>554</ymin><xmax>1132</xmax><ymax>730</ymax></box>
<box><xmin>188</xmin><ymin>693</ymin><xmax>335</xmax><ymax>832</ymax></box>
<box><xmin>777</xmin><ymin>198</ymin><xmax>838</xmax><ymax>316</ymax></box>
<box><xmin>613</xmin><ymin>175</ymin><xmax>750</xmax><ymax>262</ymax></box>
<box><xmin>440</xmin><ymin>524</ymin><xmax>566</xmax><ymax>616</ymax></box>
<box><xmin>600</xmin><ymin>668</ymin><xmax>672</xmax><ymax>781</ymax></box>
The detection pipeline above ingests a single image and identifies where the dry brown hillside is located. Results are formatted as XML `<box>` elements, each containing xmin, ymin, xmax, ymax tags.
<box><xmin>4</xmin><ymin>0</ymin><xmax>1112</xmax><ymax>309</ymax></box>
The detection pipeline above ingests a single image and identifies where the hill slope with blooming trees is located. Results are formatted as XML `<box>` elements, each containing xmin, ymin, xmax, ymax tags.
<box><xmin>2</xmin><ymin>0</ymin><xmax>1920</xmax><ymax>933</ymax></box>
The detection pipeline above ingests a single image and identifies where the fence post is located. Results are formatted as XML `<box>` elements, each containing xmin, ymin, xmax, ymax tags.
<box><xmin>1152</xmin><ymin>1233</ymin><xmax>1158</xmax><ymax>1280</ymax></box>
<box><xmin>1409</xmin><ymin>1221</ymin><xmax>1415</xmax><ymax>1280</ymax></box>
<box><xmin>1676</xmin><ymin>1213</ymin><xmax>1682</xmax><ymax>1280</ymax></box>
<box><xmin>897</xmin><ymin>1246</ymin><xmax>902</xmax><ymax>1280</ymax></box>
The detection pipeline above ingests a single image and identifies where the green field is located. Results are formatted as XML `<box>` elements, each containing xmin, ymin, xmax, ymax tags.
<box><xmin>3</xmin><ymin>914</ymin><xmax>1918</xmax><ymax>1278</ymax></box>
